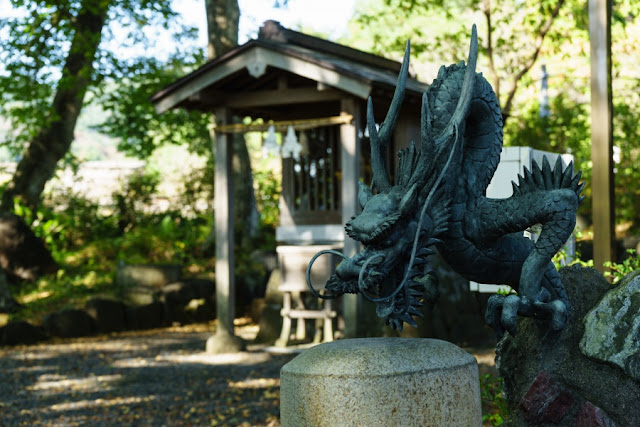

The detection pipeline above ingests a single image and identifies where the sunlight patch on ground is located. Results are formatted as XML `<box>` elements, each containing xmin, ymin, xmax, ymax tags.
<box><xmin>38</xmin><ymin>337</ymin><xmax>187</xmax><ymax>354</ymax></box>
<box><xmin>110</xmin><ymin>356</ymin><xmax>154</xmax><ymax>368</ymax></box>
<box><xmin>18</xmin><ymin>290</ymin><xmax>52</xmax><ymax>304</ymax></box>
<box><xmin>159</xmin><ymin>351</ymin><xmax>273</xmax><ymax>366</ymax></box>
<box><xmin>228</xmin><ymin>377</ymin><xmax>280</xmax><ymax>389</ymax></box>
<box><xmin>236</xmin><ymin>324</ymin><xmax>259</xmax><ymax>341</ymax></box>
<box><xmin>28</xmin><ymin>374</ymin><xmax>123</xmax><ymax>393</ymax></box>
<box><xmin>48</xmin><ymin>395</ymin><xmax>156</xmax><ymax>412</ymax></box>
<box><xmin>8</xmin><ymin>352</ymin><xmax>60</xmax><ymax>361</ymax></box>
<box><xmin>112</xmin><ymin>351</ymin><xmax>274</xmax><ymax>368</ymax></box>
<box><xmin>14</xmin><ymin>365</ymin><xmax>57</xmax><ymax>374</ymax></box>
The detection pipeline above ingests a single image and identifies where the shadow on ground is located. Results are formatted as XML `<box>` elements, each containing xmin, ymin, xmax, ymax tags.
<box><xmin>0</xmin><ymin>321</ymin><xmax>497</xmax><ymax>426</ymax></box>
<box><xmin>0</xmin><ymin>322</ymin><xmax>293</xmax><ymax>426</ymax></box>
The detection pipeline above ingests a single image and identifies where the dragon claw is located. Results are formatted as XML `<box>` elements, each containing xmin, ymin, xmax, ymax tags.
<box><xmin>536</xmin><ymin>299</ymin><xmax>567</xmax><ymax>332</ymax></box>
<box><xmin>538</xmin><ymin>287</ymin><xmax>551</xmax><ymax>303</ymax></box>
<box><xmin>501</xmin><ymin>295</ymin><xmax>521</xmax><ymax>336</ymax></box>
<box><xmin>485</xmin><ymin>295</ymin><xmax>506</xmax><ymax>339</ymax></box>
<box><xmin>486</xmin><ymin>289</ymin><xmax>569</xmax><ymax>339</ymax></box>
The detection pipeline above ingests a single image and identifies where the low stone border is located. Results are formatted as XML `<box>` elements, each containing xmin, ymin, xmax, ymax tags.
<box><xmin>0</xmin><ymin>278</ymin><xmax>216</xmax><ymax>346</ymax></box>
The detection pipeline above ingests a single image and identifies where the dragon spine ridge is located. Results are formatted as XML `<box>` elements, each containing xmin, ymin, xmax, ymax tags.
<box><xmin>307</xmin><ymin>25</ymin><xmax>583</xmax><ymax>336</ymax></box>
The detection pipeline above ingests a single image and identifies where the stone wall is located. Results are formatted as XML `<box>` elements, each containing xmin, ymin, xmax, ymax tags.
<box><xmin>0</xmin><ymin>277</ymin><xmax>216</xmax><ymax>347</ymax></box>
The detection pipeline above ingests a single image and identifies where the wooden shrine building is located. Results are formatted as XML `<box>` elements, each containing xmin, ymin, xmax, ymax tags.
<box><xmin>152</xmin><ymin>21</ymin><xmax>427</xmax><ymax>342</ymax></box>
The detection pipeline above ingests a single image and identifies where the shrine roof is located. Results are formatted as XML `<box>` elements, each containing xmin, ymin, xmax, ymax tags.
<box><xmin>152</xmin><ymin>20</ymin><xmax>427</xmax><ymax>115</ymax></box>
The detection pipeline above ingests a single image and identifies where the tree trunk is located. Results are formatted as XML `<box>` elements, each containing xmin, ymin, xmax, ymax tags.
<box><xmin>203</xmin><ymin>0</ymin><xmax>259</xmax><ymax>250</ymax></box>
<box><xmin>232</xmin><ymin>132</ymin><xmax>259</xmax><ymax>246</ymax></box>
<box><xmin>205</xmin><ymin>0</ymin><xmax>240</xmax><ymax>58</ymax></box>
<box><xmin>1</xmin><ymin>0</ymin><xmax>110</xmax><ymax>211</ymax></box>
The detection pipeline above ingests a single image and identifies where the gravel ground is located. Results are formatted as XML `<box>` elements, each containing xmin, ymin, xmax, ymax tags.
<box><xmin>0</xmin><ymin>321</ymin><xmax>496</xmax><ymax>426</ymax></box>
<box><xmin>0</xmin><ymin>322</ymin><xmax>294</xmax><ymax>426</ymax></box>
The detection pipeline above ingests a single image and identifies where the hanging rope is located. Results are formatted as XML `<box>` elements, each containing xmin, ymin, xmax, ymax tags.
<box><xmin>213</xmin><ymin>115</ymin><xmax>353</xmax><ymax>134</ymax></box>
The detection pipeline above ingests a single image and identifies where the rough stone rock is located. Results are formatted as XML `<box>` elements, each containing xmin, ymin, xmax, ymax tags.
<box><xmin>0</xmin><ymin>320</ymin><xmax>46</xmax><ymax>345</ymax></box>
<box><xmin>163</xmin><ymin>283</ymin><xmax>195</xmax><ymax>305</ymax></box>
<box><xmin>85</xmin><ymin>298</ymin><xmax>127</xmax><ymax>333</ymax></box>
<box><xmin>163</xmin><ymin>279</ymin><xmax>214</xmax><ymax>304</ymax></box>
<box><xmin>161</xmin><ymin>279</ymin><xmax>216</xmax><ymax>325</ymax></box>
<box><xmin>252</xmin><ymin>250</ymin><xmax>277</xmax><ymax>298</ymax></box>
<box><xmin>163</xmin><ymin>300</ymin><xmax>186</xmax><ymax>325</ymax></box>
<box><xmin>44</xmin><ymin>309</ymin><xmax>95</xmax><ymax>338</ymax></box>
<box><xmin>125</xmin><ymin>302</ymin><xmax>165</xmax><ymax>330</ymax></box>
<box><xmin>121</xmin><ymin>285</ymin><xmax>159</xmax><ymax>306</ymax></box>
<box><xmin>519</xmin><ymin>370</ymin><xmax>575</xmax><ymax>424</ymax></box>
<box><xmin>196</xmin><ymin>301</ymin><xmax>215</xmax><ymax>321</ymax></box>
<box><xmin>254</xmin><ymin>303</ymin><xmax>283</xmax><ymax>344</ymax></box>
<box><xmin>575</xmin><ymin>402</ymin><xmax>616</xmax><ymax>427</ymax></box>
<box><xmin>184</xmin><ymin>298</ymin><xmax>215</xmax><ymax>323</ymax></box>
<box><xmin>116</xmin><ymin>263</ymin><xmax>181</xmax><ymax>290</ymax></box>
<box><xmin>248</xmin><ymin>297</ymin><xmax>265</xmax><ymax>324</ymax></box>
<box><xmin>262</xmin><ymin>268</ymin><xmax>283</xmax><ymax>306</ymax></box>
<box><xmin>253</xmin><ymin>269</ymin><xmax>286</xmax><ymax>344</ymax></box>
<box><xmin>496</xmin><ymin>265</ymin><xmax>640</xmax><ymax>426</ymax></box>
<box><xmin>189</xmin><ymin>279</ymin><xmax>215</xmax><ymax>299</ymax></box>
<box><xmin>580</xmin><ymin>273</ymin><xmax>640</xmax><ymax>381</ymax></box>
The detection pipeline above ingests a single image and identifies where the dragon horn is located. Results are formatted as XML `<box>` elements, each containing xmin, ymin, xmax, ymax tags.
<box><xmin>368</xmin><ymin>40</ymin><xmax>410</xmax><ymax>192</ymax></box>
<box><xmin>409</xmin><ymin>26</ymin><xmax>477</xmax><ymax>189</ymax></box>
<box><xmin>436</xmin><ymin>24</ymin><xmax>478</xmax><ymax>145</ymax></box>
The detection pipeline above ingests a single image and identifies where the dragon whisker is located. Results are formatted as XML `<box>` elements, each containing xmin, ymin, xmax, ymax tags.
<box><xmin>357</xmin><ymin>253</ymin><xmax>412</xmax><ymax>304</ymax></box>
<box><xmin>357</xmin><ymin>253</ymin><xmax>385</xmax><ymax>294</ymax></box>
<box><xmin>306</xmin><ymin>249</ymin><xmax>348</xmax><ymax>300</ymax></box>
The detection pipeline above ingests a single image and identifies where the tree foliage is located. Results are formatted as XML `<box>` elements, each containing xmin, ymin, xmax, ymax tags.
<box><xmin>0</xmin><ymin>0</ymin><xmax>180</xmax><ymax>151</ymax></box>
<box><xmin>0</xmin><ymin>0</ymin><xmax>202</xmax><ymax>310</ymax></box>
<box><xmin>96</xmin><ymin>54</ymin><xmax>212</xmax><ymax>158</ymax></box>
<box><xmin>348</xmin><ymin>0</ymin><xmax>640</xmax><ymax>232</ymax></box>
<box><xmin>0</xmin><ymin>0</ymin><xmax>198</xmax><ymax>208</ymax></box>
<box><xmin>349</xmin><ymin>0</ymin><xmax>580</xmax><ymax>121</ymax></box>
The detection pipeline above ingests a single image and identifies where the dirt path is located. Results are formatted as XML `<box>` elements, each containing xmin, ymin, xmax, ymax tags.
<box><xmin>0</xmin><ymin>322</ymin><xmax>496</xmax><ymax>426</ymax></box>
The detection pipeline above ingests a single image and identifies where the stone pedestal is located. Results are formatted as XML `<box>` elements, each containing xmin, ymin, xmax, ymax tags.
<box><xmin>280</xmin><ymin>338</ymin><xmax>481</xmax><ymax>426</ymax></box>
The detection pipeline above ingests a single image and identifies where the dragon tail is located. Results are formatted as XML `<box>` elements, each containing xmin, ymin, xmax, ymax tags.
<box><xmin>511</xmin><ymin>155</ymin><xmax>585</xmax><ymax>203</ymax></box>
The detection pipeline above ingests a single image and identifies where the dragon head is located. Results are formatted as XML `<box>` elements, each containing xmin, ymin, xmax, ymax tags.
<box><xmin>346</xmin><ymin>184</ymin><xmax>417</xmax><ymax>246</ymax></box>
<box><xmin>308</xmin><ymin>26</ymin><xmax>479</xmax><ymax>330</ymax></box>
<box><xmin>326</xmin><ymin>184</ymin><xmax>421</xmax><ymax>292</ymax></box>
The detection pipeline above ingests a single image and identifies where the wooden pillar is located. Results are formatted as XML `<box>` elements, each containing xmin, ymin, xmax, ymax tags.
<box><xmin>340</xmin><ymin>98</ymin><xmax>362</xmax><ymax>338</ymax></box>
<box><xmin>206</xmin><ymin>107</ymin><xmax>244</xmax><ymax>353</ymax></box>
<box><xmin>589</xmin><ymin>0</ymin><xmax>616</xmax><ymax>271</ymax></box>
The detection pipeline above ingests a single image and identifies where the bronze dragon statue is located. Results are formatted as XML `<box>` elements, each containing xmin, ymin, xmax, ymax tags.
<box><xmin>306</xmin><ymin>26</ymin><xmax>584</xmax><ymax>337</ymax></box>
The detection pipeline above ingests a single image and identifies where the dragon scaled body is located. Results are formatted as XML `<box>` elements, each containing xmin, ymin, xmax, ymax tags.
<box><xmin>307</xmin><ymin>26</ymin><xmax>584</xmax><ymax>336</ymax></box>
